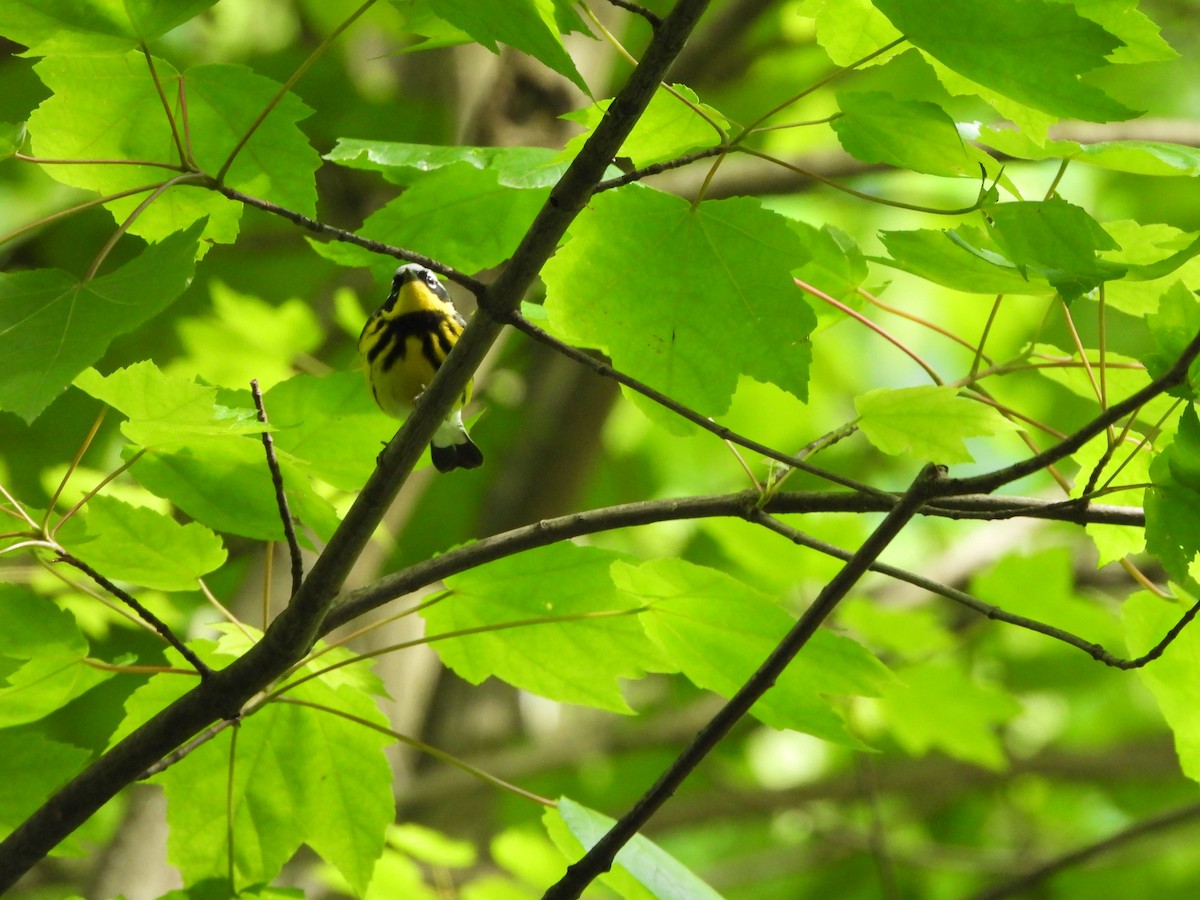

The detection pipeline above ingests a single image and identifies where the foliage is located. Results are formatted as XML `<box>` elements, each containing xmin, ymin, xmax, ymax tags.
<box><xmin>2</xmin><ymin>0</ymin><xmax>1200</xmax><ymax>897</ymax></box>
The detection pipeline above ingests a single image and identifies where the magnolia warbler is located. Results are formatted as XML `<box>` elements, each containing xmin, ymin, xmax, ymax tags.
<box><xmin>358</xmin><ymin>264</ymin><xmax>483</xmax><ymax>472</ymax></box>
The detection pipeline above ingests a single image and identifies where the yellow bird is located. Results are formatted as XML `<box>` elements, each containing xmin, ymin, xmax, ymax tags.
<box><xmin>358</xmin><ymin>264</ymin><xmax>483</xmax><ymax>472</ymax></box>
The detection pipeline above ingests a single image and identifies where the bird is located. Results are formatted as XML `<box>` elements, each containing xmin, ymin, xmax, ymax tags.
<box><xmin>358</xmin><ymin>263</ymin><xmax>483</xmax><ymax>472</ymax></box>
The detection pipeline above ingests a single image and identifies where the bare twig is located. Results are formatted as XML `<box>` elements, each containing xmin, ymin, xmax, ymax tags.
<box><xmin>55</xmin><ymin>553</ymin><xmax>212</xmax><ymax>677</ymax></box>
<box><xmin>250</xmin><ymin>379</ymin><xmax>303</xmax><ymax>598</ymax></box>
<box><xmin>207</xmin><ymin>181</ymin><xmax>484</xmax><ymax>294</ymax></box>
<box><xmin>972</xmin><ymin>801</ymin><xmax>1200</xmax><ymax>900</ymax></box>
<box><xmin>604</xmin><ymin>0</ymin><xmax>662</xmax><ymax>27</ymax></box>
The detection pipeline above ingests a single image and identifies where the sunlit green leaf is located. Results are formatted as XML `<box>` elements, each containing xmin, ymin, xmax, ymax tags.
<box><xmin>426</xmin><ymin>0</ymin><xmax>587</xmax><ymax>92</ymax></box>
<box><xmin>1142</xmin><ymin>281</ymin><xmax>1200</xmax><ymax>397</ymax></box>
<box><xmin>325</xmin><ymin>140</ymin><xmax>568</xmax><ymax>188</ymax></box>
<box><xmin>426</xmin><ymin>544</ymin><xmax>669</xmax><ymax>713</ymax></box>
<box><xmin>876</xmin><ymin>227</ymin><xmax>1057</xmax><ymax>296</ymax></box>
<box><xmin>358</xmin><ymin>164</ymin><xmax>548</xmax><ymax>275</ymax></box>
<box><xmin>0</xmin><ymin>586</ymin><xmax>109</xmax><ymax>727</ymax></box>
<box><xmin>880</xmin><ymin>660</ymin><xmax>1020</xmax><ymax>770</ymax></box>
<box><xmin>27</xmin><ymin>54</ymin><xmax>316</xmax><ymax>242</ymax></box>
<box><xmin>547</xmin><ymin>797</ymin><xmax>723</xmax><ymax>900</ymax></box>
<box><xmin>0</xmin><ymin>0</ymin><xmax>218</xmax><ymax>55</ymax></box>
<box><xmin>798</xmin><ymin>0</ymin><xmax>902</xmax><ymax>66</ymax></box>
<box><xmin>161</xmin><ymin>631</ymin><xmax>394</xmax><ymax>895</ymax></box>
<box><xmin>0</xmin><ymin>225</ymin><xmax>202</xmax><ymax>422</ymax></box>
<box><xmin>544</xmin><ymin>187</ymin><xmax>814</xmax><ymax>432</ymax></box>
<box><xmin>1124</xmin><ymin>590</ymin><xmax>1200</xmax><ymax>783</ymax></box>
<box><xmin>856</xmin><ymin>385</ymin><xmax>1016</xmax><ymax>463</ymax></box>
<box><xmin>1146</xmin><ymin>405</ymin><xmax>1200</xmax><ymax>584</ymax></box>
<box><xmin>57</xmin><ymin>495</ymin><xmax>226</xmax><ymax>592</ymax></box>
<box><xmin>617</xmin><ymin>559</ymin><xmax>889</xmax><ymax>744</ymax></box>
<box><xmin>833</xmin><ymin>91</ymin><xmax>991</xmax><ymax>177</ymax></box>
<box><xmin>130</xmin><ymin>436</ymin><xmax>341</xmax><ymax>543</ymax></box>
<box><xmin>75</xmin><ymin>361</ymin><xmax>262</xmax><ymax>448</ymax></box>
<box><xmin>170</xmin><ymin>281</ymin><xmax>323</xmax><ymax>391</ymax></box>
<box><xmin>561</xmin><ymin>84</ymin><xmax>727</xmax><ymax>168</ymax></box>
<box><xmin>873</xmin><ymin>0</ymin><xmax>1136</xmax><ymax>121</ymax></box>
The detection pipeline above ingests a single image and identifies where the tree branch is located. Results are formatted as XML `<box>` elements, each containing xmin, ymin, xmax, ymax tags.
<box><xmin>322</xmin><ymin>488</ymin><xmax>1143</xmax><ymax>632</ymax></box>
<box><xmin>543</xmin><ymin>465</ymin><xmax>945</xmax><ymax>898</ymax></box>
<box><xmin>0</xmin><ymin>0</ymin><xmax>716</xmax><ymax>885</ymax></box>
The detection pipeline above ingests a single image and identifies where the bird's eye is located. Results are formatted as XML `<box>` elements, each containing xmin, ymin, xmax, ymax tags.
<box><xmin>425</xmin><ymin>271</ymin><xmax>438</xmax><ymax>286</ymax></box>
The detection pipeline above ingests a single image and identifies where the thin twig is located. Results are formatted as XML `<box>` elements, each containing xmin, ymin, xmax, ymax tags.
<box><xmin>604</xmin><ymin>0</ymin><xmax>662</xmax><ymax>27</ymax></box>
<box><xmin>505</xmin><ymin>311</ymin><xmax>888</xmax><ymax>499</ymax></box>
<box><xmin>85</xmin><ymin>173</ymin><xmax>204</xmax><ymax>280</ymax></box>
<box><xmin>216</xmin><ymin>0</ymin><xmax>377</xmax><ymax>182</ymax></box>
<box><xmin>799</xmin><ymin>278</ymin><xmax>943</xmax><ymax>384</ymax></box>
<box><xmin>943</xmin><ymin>329</ymin><xmax>1200</xmax><ymax>496</ymax></box>
<box><xmin>55</xmin><ymin>552</ymin><xmax>212</xmax><ymax>677</ymax></box>
<box><xmin>42</xmin><ymin>408</ymin><xmax>106</xmax><ymax>532</ymax></box>
<box><xmin>140</xmin><ymin>42</ymin><xmax>187</xmax><ymax>166</ymax></box>
<box><xmin>593</xmin><ymin>146</ymin><xmax>726</xmax><ymax>193</ymax></box>
<box><xmin>207</xmin><ymin>181</ymin><xmax>484</xmax><ymax>294</ymax></box>
<box><xmin>972</xmin><ymin>801</ymin><xmax>1200</xmax><ymax>900</ymax></box>
<box><xmin>250</xmin><ymin>380</ymin><xmax>303</xmax><ymax>598</ymax></box>
<box><xmin>749</xmin><ymin>511</ymin><xmax>1195</xmax><ymax>670</ymax></box>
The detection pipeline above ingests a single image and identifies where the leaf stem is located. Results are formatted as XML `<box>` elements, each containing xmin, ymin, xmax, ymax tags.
<box><xmin>215</xmin><ymin>0</ymin><xmax>377</xmax><ymax>182</ymax></box>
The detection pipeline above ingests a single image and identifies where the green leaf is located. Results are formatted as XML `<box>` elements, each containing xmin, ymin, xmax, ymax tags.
<box><xmin>1072</xmin><ymin>433</ymin><xmax>1152</xmax><ymax>565</ymax></box>
<box><xmin>856</xmin><ymin>385</ymin><xmax>1015</xmax><ymax>463</ymax></box>
<box><xmin>561</xmin><ymin>84</ymin><xmax>727</xmax><ymax>168</ymax></box>
<box><xmin>1123</xmin><ymin>590</ymin><xmax>1200</xmax><ymax>782</ymax></box>
<box><xmin>880</xmin><ymin>661</ymin><xmax>1020</xmax><ymax>770</ymax></box>
<box><xmin>978</xmin><ymin>127</ymin><xmax>1200</xmax><ymax>178</ymax></box>
<box><xmin>58</xmin><ymin>495</ymin><xmax>226</xmax><ymax>592</ymax></box>
<box><xmin>832</xmin><ymin>91</ymin><xmax>991</xmax><ymax>177</ymax></box>
<box><xmin>617</xmin><ymin>559</ymin><xmax>889</xmax><ymax>744</ymax></box>
<box><xmin>875</xmin><ymin>227</ymin><xmax>1057</xmax><ymax>296</ymax></box>
<box><xmin>547</xmin><ymin>797</ymin><xmax>723</xmax><ymax>900</ymax></box>
<box><xmin>1146</xmin><ymin>405</ymin><xmax>1200</xmax><ymax>584</ymax></box>
<box><xmin>0</xmin><ymin>585</ymin><xmax>110</xmax><ymax>727</ymax></box>
<box><xmin>798</xmin><ymin>0</ymin><xmax>902</xmax><ymax>67</ymax></box>
<box><xmin>1075</xmin><ymin>0</ymin><xmax>1177</xmax><ymax>65</ymax></box>
<box><xmin>972</xmin><ymin>548</ymin><xmax>1123</xmax><ymax>648</ymax></box>
<box><xmin>161</xmin><ymin>639</ymin><xmax>394</xmax><ymax>895</ymax></box>
<box><xmin>254</xmin><ymin>372</ymin><xmax>396</xmax><ymax>492</ymax></box>
<box><xmin>426</xmin><ymin>0</ymin><xmax>587</xmax><ymax>93</ymax></box>
<box><xmin>425</xmin><ymin>544</ymin><xmax>669</xmax><ymax>713</ymax></box>
<box><xmin>0</xmin><ymin>224</ymin><xmax>202</xmax><ymax>422</ymax></box>
<box><xmin>388</xmin><ymin>823</ymin><xmax>476</xmax><ymax>868</ymax></box>
<box><xmin>543</xmin><ymin>187</ymin><xmax>815</xmax><ymax>431</ymax></box>
<box><xmin>74</xmin><ymin>361</ymin><xmax>263</xmax><ymax>448</ymax></box>
<box><xmin>872</xmin><ymin>0</ymin><xmax>1136</xmax><ymax>122</ymax></box>
<box><xmin>789</xmin><ymin>222</ymin><xmax>867</xmax><ymax>306</ymax></box>
<box><xmin>0</xmin><ymin>0</ymin><xmax>218</xmax><ymax>55</ymax></box>
<box><xmin>0</xmin><ymin>731</ymin><xmax>90</xmax><ymax>833</ymax></box>
<box><xmin>0</xmin><ymin>121</ymin><xmax>22</xmax><ymax>158</ymax></box>
<box><xmin>985</xmin><ymin>199</ymin><xmax>1127</xmax><ymax>302</ymax></box>
<box><xmin>325</xmin><ymin>140</ymin><xmax>568</xmax><ymax>188</ymax></box>
<box><xmin>108</xmin><ymin>640</ymin><xmax>228</xmax><ymax>747</ymax></box>
<box><xmin>1142</xmin><ymin>281</ymin><xmax>1200</xmax><ymax>397</ymax></box>
<box><xmin>171</xmin><ymin>281</ymin><xmax>323</xmax><ymax>391</ymax></box>
<box><xmin>358</xmin><ymin>164</ymin><xmax>548</xmax><ymax>274</ymax></box>
<box><xmin>184</xmin><ymin>64</ymin><xmax>318</xmax><ymax>216</ymax></box>
<box><xmin>129</xmin><ymin>436</ymin><xmax>341</xmax><ymax>543</ymax></box>
<box><xmin>27</xmin><ymin>54</ymin><xmax>317</xmax><ymax>242</ymax></box>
